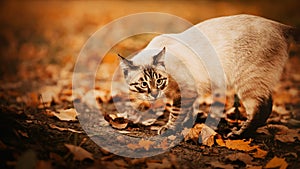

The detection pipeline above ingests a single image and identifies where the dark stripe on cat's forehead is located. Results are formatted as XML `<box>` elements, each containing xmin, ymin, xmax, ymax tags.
<box><xmin>143</xmin><ymin>67</ymin><xmax>159</xmax><ymax>79</ymax></box>
<box><xmin>130</xmin><ymin>82</ymin><xmax>139</xmax><ymax>86</ymax></box>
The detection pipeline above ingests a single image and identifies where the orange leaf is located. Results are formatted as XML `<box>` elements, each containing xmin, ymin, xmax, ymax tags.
<box><xmin>216</xmin><ymin>138</ymin><xmax>226</xmax><ymax>147</ymax></box>
<box><xmin>265</xmin><ymin>156</ymin><xmax>288</xmax><ymax>169</ymax></box>
<box><xmin>225</xmin><ymin>139</ymin><xmax>258</xmax><ymax>152</ymax></box>
<box><xmin>252</xmin><ymin>148</ymin><xmax>268</xmax><ymax>159</ymax></box>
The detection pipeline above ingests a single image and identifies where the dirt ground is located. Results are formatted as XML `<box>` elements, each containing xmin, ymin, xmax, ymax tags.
<box><xmin>1</xmin><ymin>1</ymin><xmax>300</xmax><ymax>169</ymax></box>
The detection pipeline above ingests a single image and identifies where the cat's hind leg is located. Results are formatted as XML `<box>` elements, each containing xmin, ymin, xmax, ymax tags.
<box><xmin>227</xmin><ymin>94</ymin><xmax>272</xmax><ymax>138</ymax></box>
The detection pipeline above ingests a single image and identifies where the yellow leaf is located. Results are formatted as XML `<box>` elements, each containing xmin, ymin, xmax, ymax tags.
<box><xmin>265</xmin><ymin>156</ymin><xmax>288</xmax><ymax>169</ymax></box>
<box><xmin>225</xmin><ymin>139</ymin><xmax>258</xmax><ymax>152</ymax></box>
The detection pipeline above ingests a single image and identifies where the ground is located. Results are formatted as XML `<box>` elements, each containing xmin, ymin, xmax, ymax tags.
<box><xmin>0</xmin><ymin>1</ymin><xmax>300</xmax><ymax>169</ymax></box>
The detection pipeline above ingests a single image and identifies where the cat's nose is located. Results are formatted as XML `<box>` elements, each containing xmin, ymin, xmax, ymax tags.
<box><xmin>151</xmin><ymin>90</ymin><xmax>159</xmax><ymax>98</ymax></box>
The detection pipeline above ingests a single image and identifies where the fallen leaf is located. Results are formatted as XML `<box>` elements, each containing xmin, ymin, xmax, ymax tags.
<box><xmin>51</xmin><ymin>108</ymin><xmax>78</xmax><ymax>121</ymax></box>
<box><xmin>265</xmin><ymin>156</ymin><xmax>288</xmax><ymax>169</ymax></box>
<box><xmin>257</xmin><ymin>124</ymin><xmax>300</xmax><ymax>143</ymax></box>
<box><xmin>127</xmin><ymin>143</ymin><xmax>140</xmax><ymax>150</ymax></box>
<box><xmin>252</xmin><ymin>148</ymin><xmax>268</xmax><ymax>159</ymax></box>
<box><xmin>146</xmin><ymin>158</ymin><xmax>172</xmax><ymax>169</ymax></box>
<box><xmin>139</xmin><ymin>139</ymin><xmax>154</xmax><ymax>151</ymax></box>
<box><xmin>273</xmin><ymin>105</ymin><xmax>289</xmax><ymax>116</ymax></box>
<box><xmin>82</xmin><ymin>89</ymin><xmax>111</xmax><ymax>108</ymax></box>
<box><xmin>184</xmin><ymin>124</ymin><xmax>217</xmax><ymax>146</ymax></box>
<box><xmin>39</xmin><ymin>85</ymin><xmax>61</xmax><ymax>105</ymax></box>
<box><xmin>225</xmin><ymin>139</ymin><xmax>258</xmax><ymax>152</ymax></box>
<box><xmin>17</xmin><ymin>130</ymin><xmax>29</xmax><ymax>138</ymax></box>
<box><xmin>167</xmin><ymin>135</ymin><xmax>177</xmax><ymax>141</ymax></box>
<box><xmin>200</xmin><ymin>124</ymin><xmax>217</xmax><ymax>146</ymax></box>
<box><xmin>216</xmin><ymin>137</ymin><xmax>226</xmax><ymax>147</ymax></box>
<box><xmin>208</xmin><ymin>161</ymin><xmax>234</xmax><ymax>169</ymax></box>
<box><xmin>109</xmin><ymin>118</ymin><xmax>129</xmax><ymax>129</ymax></box>
<box><xmin>48</xmin><ymin>124</ymin><xmax>83</xmax><ymax>133</ymax></box>
<box><xmin>130</xmin><ymin>158</ymin><xmax>146</xmax><ymax>165</ymax></box>
<box><xmin>113</xmin><ymin>159</ymin><xmax>128</xmax><ymax>167</ymax></box>
<box><xmin>246</xmin><ymin>165</ymin><xmax>262</xmax><ymax>169</ymax></box>
<box><xmin>225</xmin><ymin>152</ymin><xmax>253</xmax><ymax>165</ymax></box>
<box><xmin>64</xmin><ymin>144</ymin><xmax>94</xmax><ymax>161</ymax></box>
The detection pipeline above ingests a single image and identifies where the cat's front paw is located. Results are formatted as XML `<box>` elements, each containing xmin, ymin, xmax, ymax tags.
<box><xmin>157</xmin><ymin>125</ymin><xmax>177</xmax><ymax>135</ymax></box>
<box><xmin>157</xmin><ymin>126</ymin><xmax>168</xmax><ymax>135</ymax></box>
<box><xmin>226</xmin><ymin>127</ymin><xmax>242</xmax><ymax>138</ymax></box>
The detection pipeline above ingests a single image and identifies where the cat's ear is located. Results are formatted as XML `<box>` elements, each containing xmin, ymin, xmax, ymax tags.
<box><xmin>118</xmin><ymin>54</ymin><xmax>138</xmax><ymax>77</ymax></box>
<box><xmin>152</xmin><ymin>47</ymin><xmax>166</xmax><ymax>68</ymax></box>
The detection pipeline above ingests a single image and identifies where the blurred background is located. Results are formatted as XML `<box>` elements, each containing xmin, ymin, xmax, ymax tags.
<box><xmin>0</xmin><ymin>1</ymin><xmax>300</xmax><ymax>168</ymax></box>
<box><xmin>0</xmin><ymin>0</ymin><xmax>299</xmax><ymax>84</ymax></box>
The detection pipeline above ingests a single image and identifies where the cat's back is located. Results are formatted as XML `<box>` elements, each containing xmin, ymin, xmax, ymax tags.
<box><xmin>194</xmin><ymin>14</ymin><xmax>291</xmax><ymax>87</ymax></box>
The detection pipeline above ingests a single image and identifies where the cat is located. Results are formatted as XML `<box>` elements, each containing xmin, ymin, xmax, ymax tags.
<box><xmin>118</xmin><ymin>14</ymin><xmax>299</xmax><ymax>137</ymax></box>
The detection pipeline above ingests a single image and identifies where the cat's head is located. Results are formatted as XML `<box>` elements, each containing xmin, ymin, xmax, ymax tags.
<box><xmin>118</xmin><ymin>47</ymin><xmax>169</xmax><ymax>101</ymax></box>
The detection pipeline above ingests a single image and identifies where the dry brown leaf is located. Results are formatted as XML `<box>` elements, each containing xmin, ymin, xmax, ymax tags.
<box><xmin>49</xmin><ymin>124</ymin><xmax>83</xmax><ymax>133</ymax></box>
<box><xmin>184</xmin><ymin>124</ymin><xmax>217</xmax><ymax>146</ymax></box>
<box><xmin>139</xmin><ymin>139</ymin><xmax>154</xmax><ymax>151</ymax></box>
<box><xmin>225</xmin><ymin>139</ymin><xmax>258</xmax><ymax>152</ymax></box>
<box><xmin>146</xmin><ymin>158</ymin><xmax>172</xmax><ymax>169</ymax></box>
<box><xmin>246</xmin><ymin>166</ymin><xmax>262</xmax><ymax>169</ymax></box>
<box><xmin>200</xmin><ymin>124</ymin><xmax>217</xmax><ymax>146</ymax></box>
<box><xmin>273</xmin><ymin>105</ymin><xmax>289</xmax><ymax>116</ymax></box>
<box><xmin>64</xmin><ymin>144</ymin><xmax>94</xmax><ymax>161</ymax></box>
<box><xmin>130</xmin><ymin>158</ymin><xmax>146</xmax><ymax>165</ymax></box>
<box><xmin>265</xmin><ymin>156</ymin><xmax>288</xmax><ymax>169</ymax></box>
<box><xmin>257</xmin><ymin>124</ymin><xmax>300</xmax><ymax>143</ymax></box>
<box><xmin>52</xmin><ymin>108</ymin><xmax>78</xmax><ymax>121</ymax></box>
<box><xmin>252</xmin><ymin>148</ymin><xmax>268</xmax><ymax>159</ymax></box>
<box><xmin>127</xmin><ymin>143</ymin><xmax>141</xmax><ymax>150</ymax></box>
<box><xmin>39</xmin><ymin>85</ymin><xmax>61</xmax><ymax>105</ymax></box>
<box><xmin>225</xmin><ymin>152</ymin><xmax>253</xmax><ymax>165</ymax></box>
<box><xmin>209</xmin><ymin>161</ymin><xmax>234</xmax><ymax>169</ymax></box>
<box><xmin>113</xmin><ymin>159</ymin><xmax>128</xmax><ymax>167</ymax></box>
<box><xmin>82</xmin><ymin>89</ymin><xmax>111</xmax><ymax>108</ymax></box>
<box><xmin>17</xmin><ymin>130</ymin><xmax>29</xmax><ymax>138</ymax></box>
<box><xmin>109</xmin><ymin>118</ymin><xmax>128</xmax><ymax>129</ymax></box>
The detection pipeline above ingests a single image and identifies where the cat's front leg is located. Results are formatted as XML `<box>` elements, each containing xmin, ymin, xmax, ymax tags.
<box><xmin>157</xmin><ymin>98</ymin><xmax>195</xmax><ymax>135</ymax></box>
<box><xmin>157</xmin><ymin>106</ymin><xmax>182</xmax><ymax>134</ymax></box>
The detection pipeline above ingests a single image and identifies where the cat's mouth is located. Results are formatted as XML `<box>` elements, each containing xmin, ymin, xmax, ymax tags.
<box><xmin>136</xmin><ymin>94</ymin><xmax>163</xmax><ymax>101</ymax></box>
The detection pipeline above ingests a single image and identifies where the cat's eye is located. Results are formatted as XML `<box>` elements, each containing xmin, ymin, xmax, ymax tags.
<box><xmin>141</xmin><ymin>82</ymin><xmax>148</xmax><ymax>88</ymax></box>
<box><xmin>156</xmin><ymin>79</ymin><xmax>162</xmax><ymax>85</ymax></box>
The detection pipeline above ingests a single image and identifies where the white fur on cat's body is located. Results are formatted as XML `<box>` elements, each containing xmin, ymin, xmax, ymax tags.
<box><xmin>131</xmin><ymin>14</ymin><xmax>290</xmax><ymax>101</ymax></box>
<box><xmin>128</xmin><ymin>14</ymin><xmax>292</xmax><ymax>136</ymax></box>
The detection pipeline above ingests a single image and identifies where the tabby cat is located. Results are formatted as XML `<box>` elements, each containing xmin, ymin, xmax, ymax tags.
<box><xmin>118</xmin><ymin>14</ymin><xmax>299</xmax><ymax>137</ymax></box>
